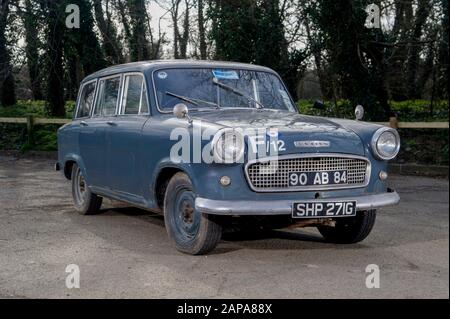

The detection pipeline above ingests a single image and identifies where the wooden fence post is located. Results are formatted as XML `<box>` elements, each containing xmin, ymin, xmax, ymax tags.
<box><xmin>389</xmin><ymin>116</ymin><xmax>398</xmax><ymax>129</ymax></box>
<box><xmin>26</xmin><ymin>115</ymin><xmax>34</xmax><ymax>145</ymax></box>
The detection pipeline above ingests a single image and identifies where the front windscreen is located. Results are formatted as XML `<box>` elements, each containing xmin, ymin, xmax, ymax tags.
<box><xmin>153</xmin><ymin>68</ymin><xmax>296</xmax><ymax>112</ymax></box>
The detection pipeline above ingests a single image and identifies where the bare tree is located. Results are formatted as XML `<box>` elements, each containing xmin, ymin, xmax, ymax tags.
<box><xmin>179</xmin><ymin>0</ymin><xmax>190</xmax><ymax>58</ymax></box>
<box><xmin>116</xmin><ymin>0</ymin><xmax>161</xmax><ymax>61</ymax></box>
<box><xmin>198</xmin><ymin>0</ymin><xmax>207</xmax><ymax>59</ymax></box>
<box><xmin>0</xmin><ymin>0</ymin><xmax>16</xmax><ymax>106</ymax></box>
<box><xmin>406</xmin><ymin>0</ymin><xmax>431</xmax><ymax>98</ymax></box>
<box><xmin>165</xmin><ymin>0</ymin><xmax>192</xmax><ymax>58</ymax></box>
<box><xmin>19</xmin><ymin>0</ymin><xmax>42</xmax><ymax>100</ymax></box>
<box><xmin>42</xmin><ymin>0</ymin><xmax>65</xmax><ymax>116</ymax></box>
<box><xmin>93</xmin><ymin>0</ymin><xmax>124</xmax><ymax>64</ymax></box>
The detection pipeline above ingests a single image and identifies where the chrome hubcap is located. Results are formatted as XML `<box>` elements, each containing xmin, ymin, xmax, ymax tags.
<box><xmin>74</xmin><ymin>168</ymin><xmax>87</xmax><ymax>205</ymax></box>
<box><xmin>181</xmin><ymin>201</ymin><xmax>194</xmax><ymax>224</ymax></box>
<box><xmin>174</xmin><ymin>190</ymin><xmax>200</xmax><ymax>240</ymax></box>
<box><xmin>79</xmin><ymin>174</ymin><xmax>86</xmax><ymax>195</ymax></box>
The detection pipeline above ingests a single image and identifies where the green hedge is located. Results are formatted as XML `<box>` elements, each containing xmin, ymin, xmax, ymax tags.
<box><xmin>0</xmin><ymin>100</ymin><xmax>75</xmax><ymax>119</ymax></box>
<box><xmin>0</xmin><ymin>100</ymin><xmax>448</xmax><ymax>165</ymax></box>
<box><xmin>397</xmin><ymin>129</ymin><xmax>449</xmax><ymax>166</ymax></box>
<box><xmin>0</xmin><ymin>123</ymin><xmax>59</xmax><ymax>152</ymax></box>
<box><xmin>297</xmin><ymin>99</ymin><xmax>449</xmax><ymax>165</ymax></box>
<box><xmin>2</xmin><ymin>99</ymin><xmax>447</xmax><ymax>121</ymax></box>
<box><xmin>0</xmin><ymin>100</ymin><xmax>75</xmax><ymax>152</ymax></box>
<box><xmin>298</xmin><ymin>99</ymin><xmax>449</xmax><ymax>121</ymax></box>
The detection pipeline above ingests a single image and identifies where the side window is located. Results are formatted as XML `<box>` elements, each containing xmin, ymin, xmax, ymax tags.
<box><xmin>121</xmin><ymin>74</ymin><xmax>149</xmax><ymax>115</ymax></box>
<box><xmin>94</xmin><ymin>76</ymin><xmax>121</xmax><ymax>116</ymax></box>
<box><xmin>76</xmin><ymin>81</ymin><xmax>96</xmax><ymax>118</ymax></box>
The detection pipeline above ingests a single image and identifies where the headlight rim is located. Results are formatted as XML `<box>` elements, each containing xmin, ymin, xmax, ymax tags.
<box><xmin>371</xmin><ymin>127</ymin><xmax>401</xmax><ymax>160</ymax></box>
<box><xmin>212</xmin><ymin>128</ymin><xmax>245</xmax><ymax>164</ymax></box>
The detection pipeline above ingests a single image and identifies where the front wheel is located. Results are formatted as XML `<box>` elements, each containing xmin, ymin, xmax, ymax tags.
<box><xmin>164</xmin><ymin>172</ymin><xmax>222</xmax><ymax>255</ymax></box>
<box><xmin>317</xmin><ymin>210</ymin><xmax>376</xmax><ymax>244</ymax></box>
<box><xmin>71</xmin><ymin>163</ymin><xmax>102</xmax><ymax>215</ymax></box>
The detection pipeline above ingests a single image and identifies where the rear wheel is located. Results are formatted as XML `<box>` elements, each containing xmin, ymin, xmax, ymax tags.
<box><xmin>317</xmin><ymin>210</ymin><xmax>376</xmax><ymax>244</ymax></box>
<box><xmin>164</xmin><ymin>172</ymin><xmax>222</xmax><ymax>255</ymax></box>
<box><xmin>71</xmin><ymin>163</ymin><xmax>102</xmax><ymax>215</ymax></box>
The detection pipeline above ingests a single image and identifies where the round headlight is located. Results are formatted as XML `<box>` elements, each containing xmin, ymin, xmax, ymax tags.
<box><xmin>371</xmin><ymin>127</ymin><xmax>400</xmax><ymax>160</ymax></box>
<box><xmin>213</xmin><ymin>129</ymin><xmax>244</xmax><ymax>163</ymax></box>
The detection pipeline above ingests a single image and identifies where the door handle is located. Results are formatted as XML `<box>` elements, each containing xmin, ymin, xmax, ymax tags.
<box><xmin>106</xmin><ymin>121</ymin><xmax>117</xmax><ymax>126</ymax></box>
<box><xmin>80</xmin><ymin>121</ymin><xmax>88</xmax><ymax>127</ymax></box>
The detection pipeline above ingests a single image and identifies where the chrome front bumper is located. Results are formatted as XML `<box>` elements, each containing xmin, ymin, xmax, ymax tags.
<box><xmin>195</xmin><ymin>191</ymin><xmax>400</xmax><ymax>215</ymax></box>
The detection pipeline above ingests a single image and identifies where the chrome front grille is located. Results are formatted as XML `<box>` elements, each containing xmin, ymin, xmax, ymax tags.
<box><xmin>245</xmin><ymin>154</ymin><xmax>370</xmax><ymax>192</ymax></box>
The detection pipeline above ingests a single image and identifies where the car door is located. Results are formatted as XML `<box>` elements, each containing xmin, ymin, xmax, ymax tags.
<box><xmin>82</xmin><ymin>74</ymin><xmax>122</xmax><ymax>189</ymax></box>
<box><xmin>76</xmin><ymin>79</ymin><xmax>107</xmax><ymax>187</ymax></box>
<box><xmin>106</xmin><ymin>73</ymin><xmax>150</xmax><ymax>199</ymax></box>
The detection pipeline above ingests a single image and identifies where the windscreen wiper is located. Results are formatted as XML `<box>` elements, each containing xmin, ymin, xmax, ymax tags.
<box><xmin>212</xmin><ymin>77</ymin><xmax>265</xmax><ymax>109</ymax></box>
<box><xmin>165</xmin><ymin>91</ymin><xmax>220</xmax><ymax>108</ymax></box>
<box><xmin>165</xmin><ymin>91</ymin><xmax>199</xmax><ymax>106</ymax></box>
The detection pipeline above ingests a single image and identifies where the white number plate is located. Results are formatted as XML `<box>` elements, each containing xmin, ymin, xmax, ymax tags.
<box><xmin>292</xmin><ymin>201</ymin><xmax>357</xmax><ymax>218</ymax></box>
<box><xmin>289</xmin><ymin>170</ymin><xmax>348</xmax><ymax>187</ymax></box>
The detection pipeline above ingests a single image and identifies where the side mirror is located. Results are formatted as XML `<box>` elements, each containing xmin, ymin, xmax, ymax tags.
<box><xmin>355</xmin><ymin>105</ymin><xmax>364</xmax><ymax>120</ymax></box>
<box><xmin>173</xmin><ymin>103</ymin><xmax>189</xmax><ymax>119</ymax></box>
<box><xmin>313</xmin><ymin>100</ymin><xmax>325</xmax><ymax>110</ymax></box>
<box><xmin>173</xmin><ymin>103</ymin><xmax>192</xmax><ymax>123</ymax></box>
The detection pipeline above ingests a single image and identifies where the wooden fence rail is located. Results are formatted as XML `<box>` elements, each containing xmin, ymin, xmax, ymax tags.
<box><xmin>0</xmin><ymin>116</ymin><xmax>71</xmax><ymax>145</ymax></box>
<box><xmin>373</xmin><ymin>117</ymin><xmax>450</xmax><ymax>129</ymax></box>
<box><xmin>0</xmin><ymin>115</ymin><xmax>449</xmax><ymax>146</ymax></box>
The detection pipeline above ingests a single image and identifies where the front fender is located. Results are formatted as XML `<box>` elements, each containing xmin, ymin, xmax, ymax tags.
<box><xmin>150</xmin><ymin>157</ymin><xmax>198</xmax><ymax>193</ymax></box>
<box><xmin>328</xmin><ymin>118</ymin><xmax>385</xmax><ymax>155</ymax></box>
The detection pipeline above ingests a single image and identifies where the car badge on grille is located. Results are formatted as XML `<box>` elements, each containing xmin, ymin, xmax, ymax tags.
<box><xmin>294</xmin><ymin>140</ymin><xmax>330</xmax><ymax>147</ymax></box>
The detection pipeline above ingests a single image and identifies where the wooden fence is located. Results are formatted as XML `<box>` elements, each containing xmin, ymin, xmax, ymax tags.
<box><xmin>0</xmin><ymin>115</ymin><xmax>448</xmax><ymax>145</ymax></box>
<box><xmin>0</xmin><ymin>115</ymin><xmax>71</xmax><ymax>144</ymax></box>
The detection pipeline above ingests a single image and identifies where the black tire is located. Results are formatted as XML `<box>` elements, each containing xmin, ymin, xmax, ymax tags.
<box><xmin>71</xmin><ymin>163</ymin><xmax>102</xmax><ymax>215</ymax></box>
<box><xmin>317</xmin><ymin>210</ymin><xmax>377</xmax><ymax>244</ymax></box>
<box><xmin>164</xmin><ymin>172</ymin><xmax>222</xmax><ymax>255</ymax></box>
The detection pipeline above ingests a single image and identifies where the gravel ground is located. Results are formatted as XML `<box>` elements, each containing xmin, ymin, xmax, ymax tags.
<box><xmin>0</xmin><ymin>155</ymin><xmax>448</xmax><ymax>299</ymax></box>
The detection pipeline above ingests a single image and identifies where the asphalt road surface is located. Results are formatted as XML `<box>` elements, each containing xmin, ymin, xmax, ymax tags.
<box><xmin>0</xmin><ymin>155</ymin><xmax>448</xmax><ymax>299</ymax></box>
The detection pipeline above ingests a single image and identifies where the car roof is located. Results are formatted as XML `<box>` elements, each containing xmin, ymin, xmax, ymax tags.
<box><xmin>82</xmin><ymin>60</ymin><xmax>276</xmax><ymax>83</ymax></box>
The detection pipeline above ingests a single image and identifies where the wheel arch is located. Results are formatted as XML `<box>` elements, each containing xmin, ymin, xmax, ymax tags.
<box><xmin>62</xmin><ymin>154</ymin><xmax>87</xmax><ymax>182</ymax></box>
<box><xmin>64</xmin><ymin>160</ymin><xmax>76</xmax><ymax>180</ymax></box>
<box><xmin>152</xmin><ymin>161</ymin><xmax>196</xmax><ymax>210</ymax></box>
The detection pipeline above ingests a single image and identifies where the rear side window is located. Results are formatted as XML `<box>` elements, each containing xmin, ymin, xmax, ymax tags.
<box><xmin>94</xmin><ymin>76</ymin><xmax>121</xmax><ymax>116</ymax></box>
<box><xmin>121</xmin><ymin>74</ymin><xmax>149</xmax><ymax>115</ymax></box>
<box><xmin>76</xmin><ymin>81</ymin><xmax>96</xmax><ymax>118</ymax></box>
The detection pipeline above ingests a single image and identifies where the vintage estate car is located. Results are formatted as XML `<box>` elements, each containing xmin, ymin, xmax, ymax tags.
<box><xmin>57</xmin><ymin>60</ymin><xmax>400</xmax><ymax>255</ymax></box>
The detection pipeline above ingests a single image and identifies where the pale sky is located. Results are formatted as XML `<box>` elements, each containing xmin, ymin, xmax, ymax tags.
<box><xmin>148</xmin><ymin>1</ymin><xmax>174</xmax><ymax>43</ymax></box>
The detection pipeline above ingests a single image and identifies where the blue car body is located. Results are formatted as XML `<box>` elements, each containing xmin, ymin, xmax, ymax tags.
<box><xmin>57</xmin><ymin>60</ymin><xmax>400</xmax><ymax>217</ymax></box>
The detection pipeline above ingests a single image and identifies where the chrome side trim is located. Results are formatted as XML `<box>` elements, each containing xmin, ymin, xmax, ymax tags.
<box><xmin>195</xmin><ymin>191</ymin><xmax>400</xmax><ymax>216</ymax></box>
<box><xmin>244</xmin><ymin>153</ymin><xmax>371</xmax><ymax>193</ymax></box>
